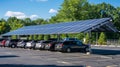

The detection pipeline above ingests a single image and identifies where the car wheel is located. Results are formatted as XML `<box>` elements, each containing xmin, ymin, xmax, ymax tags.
<box><xmin>24</xmin><ymin>46</ymin><xmax>27</xmax><ymax>49</ymax></box>
<box><xmin>11</xmin><ymin>45</ymin><xmax>15</xmax><ymax>48</ymax></box>
<box><xmin>86</xmin><ymin>51</ymin><xmax>91</xmax><ymax>55</ymax></box>
<box><xmin>85</xmin><ymin>48</ymin><xmax>91</xmax><ymax>55</ymax></box>
<box><xmin>66</xmin><ymin>48</ymin><xmax>71</xmax><ymax>53</ymax></box>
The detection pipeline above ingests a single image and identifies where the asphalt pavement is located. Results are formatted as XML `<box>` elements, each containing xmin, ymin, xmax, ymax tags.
<box><xmin>0</xmin><ymin>47</ymin><xmax>120</xmax><ymax>67</ymax></box>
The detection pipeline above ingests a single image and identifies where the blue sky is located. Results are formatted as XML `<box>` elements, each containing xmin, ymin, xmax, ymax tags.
<box><xmin>0</xmin><ymin>0</ymin><xmax>120</xmax><ymax>20</ymax></box>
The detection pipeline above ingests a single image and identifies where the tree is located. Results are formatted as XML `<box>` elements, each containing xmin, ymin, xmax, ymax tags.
<box><xmin>33</xmin><ymin>35</ymin><xmax>38</xmax><ymax>40</ymax></box>
<box><xmin>84</xmin><ymin>33</ymin><xmax>90</xmax><ymax>44</ymax></box>
<box><xmin>98</xmin><ymin>32</ymin><xmax>106</xmax><ymax>45</ymax></box>
<box><xmin>0</xmin><ymin>21</ymin><xmax>6</xmax><ymax>34</ymax></box>
<box><xmin>44</xmin><ymin>35</ymin><xmax>50</xmax><ymax>40</ymax></box>
<box><xmin>23</xmin><ymin>18</ymin><xmax>33</xmax><ymax>26</ymax></box>
<box><xmin>77</xmin><ymin>33</ymin><xmax>84</xmax><ymax>41</ymax></box>
<box><xmin>7</xmin><ymin>17</ymin><xmax>23</xmax><ymax>31</ymax></box>
<box><xmin>32</xmin><ymin>18</ymin><xmax>45</xmax><ymax>25</ymax></box>
<box><xmin>38</xmin><ymin>35</ymin><xmax>44</xmax><ymax>40</ymax></box>
<box><xmin>0</xmin><ymin>19</ymin><xmax>10</xmax><ymax>34</ymax></box>
<box><xmin>51</xmin><ymin>0</ymin><xmax>88</xmax><ymax>22</ymax></box>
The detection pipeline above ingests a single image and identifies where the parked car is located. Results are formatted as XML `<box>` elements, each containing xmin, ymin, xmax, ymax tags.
<box><xmin>48</xmin><ymin>38</ymin><xmax>58</xmax><ymax>41</ymax></box>
<box><xmin>55</xmin><ymin>40</ymin><xmax>91</xmax><ymax>53</ymax></box>
<box><xmin>34</xmin><ymin>41</ymin><xmax>43</xmax><ymax>50</ymax></box>
<box><xmin>0</xmin><ymin>39</ymin><xmax>5</xmax><ymax>47</ymax></box>
<box><xmin>17</xmin><ymin>40</ymin><xmax>28</xmax><ymax>48</ymax></box>
<box><xmin>25</xmin><ymin>40</ymin><xmax>37</xmax><ymax>49</ymax></box>
<box><xmin>35</xmin><ymin>40</ymin><xmax>52</xmax><ymax>50</ymax></box>
<box><xmin>44</xmin><ymin>41</ymin><xmax>58</xmax><ymax>51</ymax></box>
<box><xmin>4</xmin><ymin>39</ymin><xmax>10</xmax><ymax>47</ymax></box>
<box><xmin>8</xmin><ymin>39</ymin><xmax>19</xmax><ymax>48</ymax></box>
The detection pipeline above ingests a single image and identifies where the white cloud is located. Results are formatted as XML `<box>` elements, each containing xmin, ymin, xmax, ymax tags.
<box><xmin>30</xmin><ymin>0</ymin><xmax>48</xmax><ymax>2</ymax></box>
<box><xmin>5</xmin><ymin>11</ymin><xmax>26</xmax><ymax>19</ymax></box>
<box><xmin>49</xmin><ymin>9</ymin><xmax>58</xmax><ymax>13</ymax></box>
<box><xmin>5</xmin><ymin>11</ymin><xmax>39</xmax><ymax>19</ymax></box>
<box><xmin>30</xmin><ymin>15</ymin><xmax>39</xmax><ymax>19</ymax></box>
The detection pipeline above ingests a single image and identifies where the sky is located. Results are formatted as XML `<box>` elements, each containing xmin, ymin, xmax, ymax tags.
<box><xmin>0</xmin><ymin>0</ymin><xmax>120</xmax><ymax>20</ymax></box>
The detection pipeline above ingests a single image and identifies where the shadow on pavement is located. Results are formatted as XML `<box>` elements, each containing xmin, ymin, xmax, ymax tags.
<box><xmin>0</xmin><ymin>64</ymin><xmax>84</xmax><ymax>67</ymax></box>
<box><xmin>92</xmin><ymin>49</ymin><xmax>120</xmax><ymax>55</ymax></box>
<box><xmin>0</xmin><ymin>55</ymin><xmax>19</xmax><ymax>58</ymax></box>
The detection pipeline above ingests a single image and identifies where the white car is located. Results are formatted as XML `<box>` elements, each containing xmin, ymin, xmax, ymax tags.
<box><xmin>25</xmin><ymin>40</ymin><xmax>35</xmax><ymax>49</ymax></box>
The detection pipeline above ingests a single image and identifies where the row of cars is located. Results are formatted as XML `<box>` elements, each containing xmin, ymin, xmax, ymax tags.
<box><xmin>0</xmin><ymin>38</ymin><xmax>91</xmax><ymax>53</ymax></box>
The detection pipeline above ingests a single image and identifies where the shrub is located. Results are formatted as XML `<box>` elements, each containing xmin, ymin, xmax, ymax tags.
<box><xmin>98</xmin><ymin>32</ymin><xmax>107</xmax><ymax>45</ymax></box>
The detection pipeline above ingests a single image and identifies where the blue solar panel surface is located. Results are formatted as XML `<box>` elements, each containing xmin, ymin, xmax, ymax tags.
<box><xmin>3</xmin><ymin>18</ymin><xmax>116</xmax><ymax>36</ymax></box>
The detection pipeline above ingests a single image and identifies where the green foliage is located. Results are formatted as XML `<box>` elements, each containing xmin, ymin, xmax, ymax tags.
<box><xmin>54</xmin><ymin>0</ymin><xmax>89</xmax><ymax>22</ymax></box>
<box><xmin>7</xmin><ymin>17</ymin><xmax>23</xmax><ymax>31</ymax></box>
<box><xmin>0</xmin><ymin>22</ymin><xmax>6</xmax><ymax>34</ymax></box>
<box><xmin>23</xmin><ymin>18</ymin><xmax>32</xmax><ymax>26</ymax></box>
<box><xmin>84</xmin><ymin>33</ymin><xmax>90</xmax><ymax>44</ymax></box>
<box><xmin>38</xmin><ymin>35</ymin><xmax>44</xmax><ymax>40</ymax></box>
<box><xmin>98</xmin><ymin>32</ymin><xmax>106</xmax><ymax>45</ymax></box>
<box><xmin>0</xmin><ymin>20</ymin><xmax>10</xmax><ymax>34</ymax></box>
<box><xmin>76</xmin><ymin>33</ymin><xmax>84</xmax><ymax>40</ymax></box>
<box><xmin>11</xmin><ymin>35</ymin><xmax>17</xmax><ymax>39</ymax></box>
<box><xmin>28</xmin><ymin>35</ymin><xmax>33</xmax><ymax>40</ymax></box>
<box><xmin>50</xmin><ymin>34</ymin><xmax>57</xmax><ymax>38</ymax></box>
<box><xmin>33</xmin><ymin>35</ymin><xmax>38</xmax><ymax>40</ymax></box>
<box><xmin>61</xmin><ymin>34</ymin><xmax>69</xmax><ymax>39</ymax></box>
<box><xmin>44</xmin><ymin>35</ymin><xmax>50</xmax><ymax>40</ymax></box>
<box><xmin>0</xmin><ymin>0</ymin><xmax>120</xmax><ymax>41</ymax></box>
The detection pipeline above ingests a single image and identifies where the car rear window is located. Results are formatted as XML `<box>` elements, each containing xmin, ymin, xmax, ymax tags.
<box><xmin>62</xmin><ymin>41</ymin><xmax>83</xmax><ymax>45</ymax></box>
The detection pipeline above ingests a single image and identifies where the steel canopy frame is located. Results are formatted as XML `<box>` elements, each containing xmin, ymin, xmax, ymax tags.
<box><xmin>2</xmin><ymin>18</ymin><xmax>119</xmax><ymax>36</ymax></box>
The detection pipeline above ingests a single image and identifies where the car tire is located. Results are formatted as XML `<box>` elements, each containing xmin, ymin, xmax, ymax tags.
<box><xmin>11</xmin><ymin>45</ymin><xmax>15</xmax><ymax>48</ymax></box>
<box><xmin>66</xmin><ymin>48</ymin><xmax>71</xmax><ymax>53</ymax></box>
<box><xmin>86</xmin><ymin>51</ymin><xmax>91</xmax><ymax>55</ymax></box>
<box><xmin>24</xmin><ymin>46</ymin><xmax>27</xmax><ymax>49</ymax></box>
<box><xmin>85</xmin><ymin>48</ymin><xmax>91</xmax><ymax>55</ymax></box>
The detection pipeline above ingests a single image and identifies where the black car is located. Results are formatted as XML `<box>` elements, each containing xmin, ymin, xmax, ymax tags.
<box><xmin>55</xmin><ymin>40</ymin><xmax>91</xmax><ymax>53</ymax></box>
<box><xmin>8</xmin><ymin>39</ymin><xmax>19</xmax><ymax>48</ymax></box>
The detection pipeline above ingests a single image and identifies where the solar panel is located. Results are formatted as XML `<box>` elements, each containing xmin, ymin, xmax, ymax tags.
<box><xmin>2</xmin><ymin>18</ymin><xmax>118</xmax><ymax>36</ymax></box>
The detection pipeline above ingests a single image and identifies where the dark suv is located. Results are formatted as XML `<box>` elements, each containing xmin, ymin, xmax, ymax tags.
<box><xmin>55</xmin><ymin>40</ymin><xmax>91</xmax><ymax>53</ymax></box>
<box><xmin>8</xmin><ymin>39</ymin><xmax>19</xmax><ymax>48</ymax></box>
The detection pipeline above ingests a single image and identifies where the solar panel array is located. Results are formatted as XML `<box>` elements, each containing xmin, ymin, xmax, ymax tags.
<box><xmin>2</xmin><ymin>18</ymin><xmax>117</xmax><ymax>36</ymax></box>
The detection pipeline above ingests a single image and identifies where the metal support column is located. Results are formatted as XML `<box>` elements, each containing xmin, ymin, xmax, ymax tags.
<box><xmin>96</xmin><ymin>32</ymin><xmax>98</xmax><ymax>45</ymax></box>
<box><xmin>57</xmin><ymin>34</ymin><xmax>60</xmax><ymax>41</ymax></box>
<box><xmin>88</xmin><ymin>31</ymin><xmax>91</xmax><ymax>44</ymax></box>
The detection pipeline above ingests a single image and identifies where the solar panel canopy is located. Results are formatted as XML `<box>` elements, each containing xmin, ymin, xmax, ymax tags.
<box><xmin>2</xmin><ymin>18</ymin><xmax>119</xmax><ymax>36</ymax></box>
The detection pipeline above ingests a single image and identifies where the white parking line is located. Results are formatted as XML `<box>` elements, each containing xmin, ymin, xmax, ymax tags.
<box><xmin>57</xmin><ymin>61</ymin><xmax>72</xmax><ymax>65</ymax></box>
<box><xmin>100</xmin><ymin>56</ymin><xmax>112</xmax><ymax>59</ymax></box>
<box><xmin>106</xmin><ymin>65</ymin><xmax>118</xmax><ymax>67</ymax></box>
<box><xmin>5</xmin><ymin>52</ymin><xmax>12</xmax><ymax>54</ymax></box>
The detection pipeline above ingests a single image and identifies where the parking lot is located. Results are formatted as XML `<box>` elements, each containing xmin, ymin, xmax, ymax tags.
<box><xmin>0</xmin><ymin>46</ymin><xmax>120</xmax><ymax>67</ymax></box>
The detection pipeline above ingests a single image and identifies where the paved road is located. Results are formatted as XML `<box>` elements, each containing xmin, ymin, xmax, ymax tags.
<box><xmin>0</xmin><ymin>47</ymin><xmax>120</xmax><ymax>67</ymax></box>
